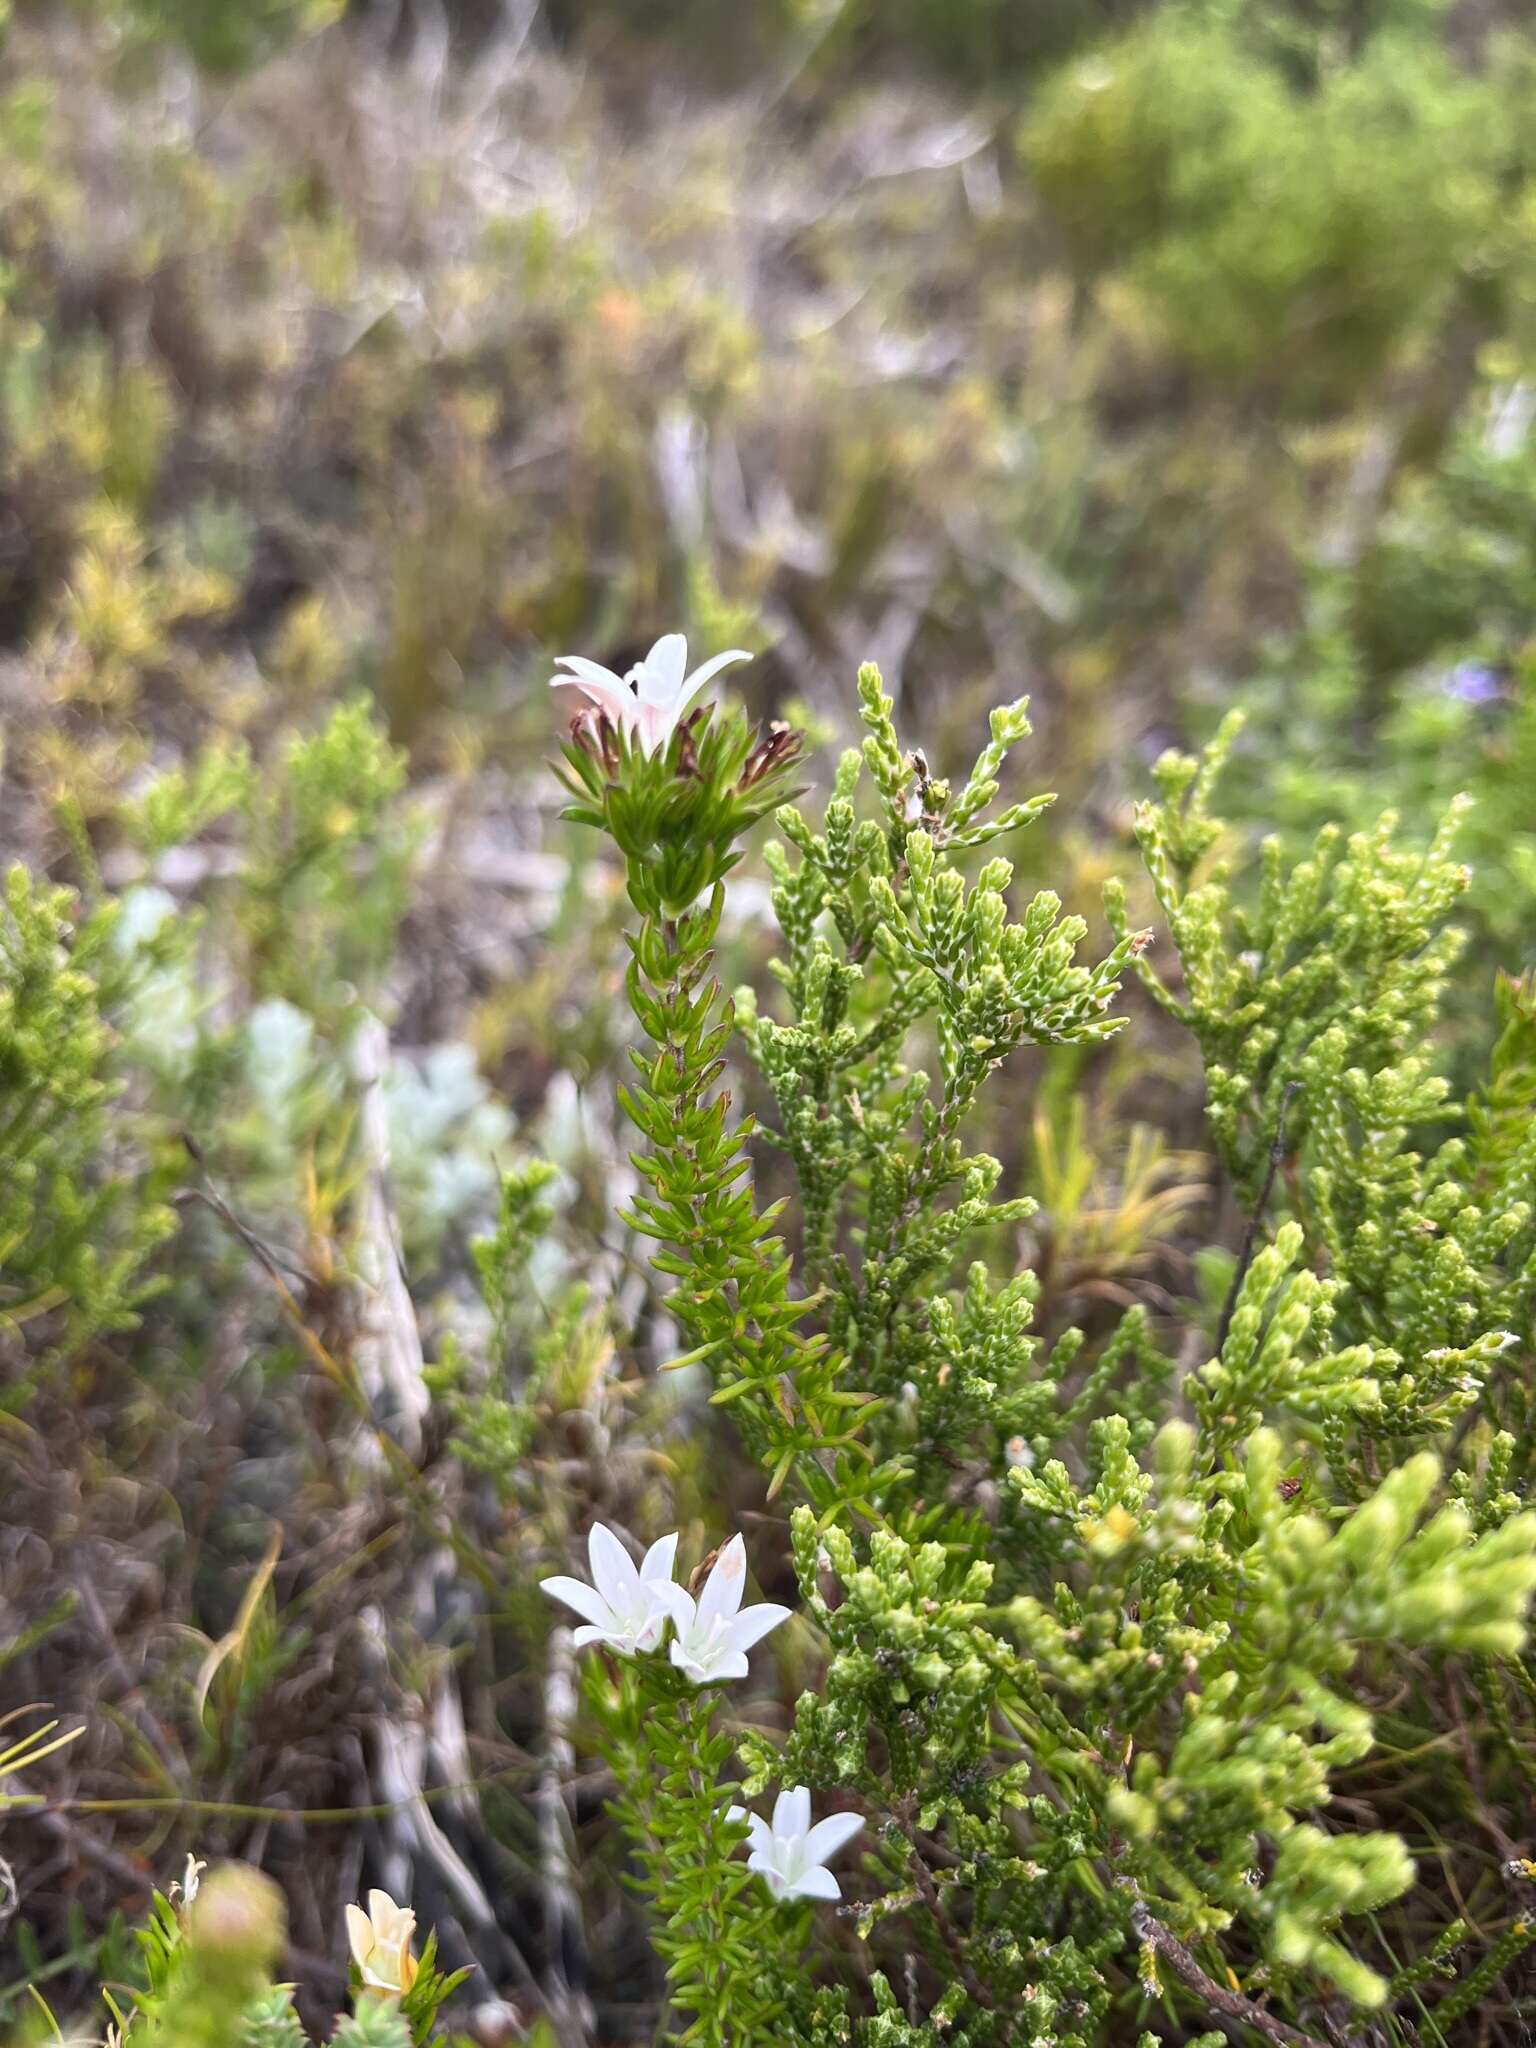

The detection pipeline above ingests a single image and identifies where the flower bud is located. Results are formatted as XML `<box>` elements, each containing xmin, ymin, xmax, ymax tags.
<box><xmin>186</xmin><ymin>1863</ymin><xmax>285</xmax><ymax>1974</ymax></box>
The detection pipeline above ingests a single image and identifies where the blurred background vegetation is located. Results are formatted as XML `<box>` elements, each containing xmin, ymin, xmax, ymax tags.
<box><xmin>2</xmin><ymin>0</ymin><xmax>1535</xmax><ymax>2038</ymax></box>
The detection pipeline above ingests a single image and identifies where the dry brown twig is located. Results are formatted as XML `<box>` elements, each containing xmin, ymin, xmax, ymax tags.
<box><xmin>894</xmin><ymin>1802</ymin><xmax>997</xmax><ymax>2016</ymax></box>
<box><xmin>538</xmin><ymin>1624</ymin><xmax>595</xmax><ymax>2048</ymax></box>
<box><xmin>1131</xmin><ymin>1904</ymin><xmax>1343</xmax><ymax>2048</ymax></box>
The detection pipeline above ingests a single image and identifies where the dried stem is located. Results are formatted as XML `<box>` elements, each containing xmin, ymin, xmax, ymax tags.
<box><xmin>1132</xmin><ymin>1904</ymin><xmax>1340</xmax><ymax>2048</ymax></box>
<box><xmin>539</xmin><ymin>1625</ymin><xmax>594</xmax><ymax>2048</ymax></box>
<box><xmin>895</xmin><ymin>1805</ymin><xmax>996</xmax><ymax>2015</ymax></box>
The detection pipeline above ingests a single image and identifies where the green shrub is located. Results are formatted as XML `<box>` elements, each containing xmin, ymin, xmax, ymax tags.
<box><xmin>1024</xmin><ymin>11</ymin><xmax>1508</xmax><ymax>409</ymax></box>
<box><xmin>94</xmin><ymin>0</ymin><xmax>343</xmax><ymax>77</ymax></box>
<box><xmin>523</xmin><ymin>665</ymin><xmax>1536</xmax><ymax>2042</ymax></box>
<box><xmin>0</xmin><ymin>863</ymin><xmax>175</xmax><ymax>1411</ymax></box>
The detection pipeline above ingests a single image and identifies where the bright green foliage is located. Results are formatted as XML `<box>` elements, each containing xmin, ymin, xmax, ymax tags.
<box><xmin>426</xmin><ymin>1159</ymin><xmax>564</xmax><ymax>1488</ymax></box>
<box><xmin>236</xmin><ymin>697</ymin><xmax>415</xmax><ymax>1015</ymax></box>
<box><xmin>598</xmin><ymin>1659</ymin><xmax>797</xmax><ymax>2044</ymax></box>
<box><xmin>741</xmin><ymin>668</ymin><xmax>1144</xmax><ymax>1484</ymax></box>
<box><xmin>1115</xmin><ymin>708</ymin><xmax>1470</xmax><ymax>1197</ymax></box>
<box><xmin>0</xmin><ymin>865</ymin><xmax>174</xmax><ymax>1405</ymax></box>
<box><xmin>1024</xmin><ymin>5</ymin><xmax>1523</xmax><ymax>411</ymax></box>
<box><xmin>556</xmin><ymin>701</ymin><xmax>868</xmax><ymax>1501</ymax></box>
<box><xmin>546</xmin><ymin>672</ymin><xmax>1536</xmax><ymax>2044</ymax></box>
<box><xmin>1122</xmin><ymin>718</ymin><xmax>1536</xmax><ymax>1463</ymax></box>
<box><xmin>125</xmin><ymin>738</ymin><xmax>256</xmax><ymax>861</ymax></box>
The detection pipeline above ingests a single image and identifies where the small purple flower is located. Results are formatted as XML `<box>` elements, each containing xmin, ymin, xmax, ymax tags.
<box><xmin>1444</xmin><ymin>662</ymin><xmax>1501</xmax><ymax>706</ymax></box>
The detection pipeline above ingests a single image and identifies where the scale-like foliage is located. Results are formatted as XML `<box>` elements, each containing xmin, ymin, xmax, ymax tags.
<box><xmin>539</xmin><ymin>669</ymin><xmax>1536</xmax><ymax>2046</ymax></box>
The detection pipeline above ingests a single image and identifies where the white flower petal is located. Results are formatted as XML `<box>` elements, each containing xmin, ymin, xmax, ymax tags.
<box><xmin>725</xmin><ymin>1602</ymin><xmax>792</xmax><ymax>1654</ymax></box>
<box><xmin>743</xmin><ymin>1817</ymin><xmax>773</xmax><ymax>1857</ymax></box>
<box><xmin>641</xmin><ymin>633</ymin><xmax>689</xmax><ymax>698</ymax></box>
<box><xmin>698</xmin><ymin>1534</ymin><xmax>748</xmax><ymax>1630</ymax></box>
<box><xmin>588</xmin><ymin>1523</ymin><xmax>640</xmax><ymax>1610</ymax></box>
<box><xmin>345</xmin><ymin>1903</ymin><xmax>373</xmax><ymax>1969</ymax></box>
<box><xmin>552</xmin><ymin>637</ymin><xmax>749</xmax><ymax>756</ymax></box>
<box><xmin>570</xmin><ymin>1623</ymin><xmax>614</xmax><ymax>1650</ymax></box>
<box><xmin>633</xmin><ymin>696</ymin><xmax>680</xmax><ymax>752</ymax></box>
<box><xmin>539</xmin><ymin>1576</ymin><xmax>615</xmax><ymax>1630</ymax></box>
<box><xmin>550</xmin><ymin>666</ymin><xmax>635</xmax><ymax>726</ymax></box>
<box><xmin>677</xmin><ymin>647</ymin><xmax>752</xmax><ymax>716</ymax></box>
<box><xmin>554</xmin><ymin>655</ymin><xmax>628</xmax><ymax>693</ymax></box>
<box><xmin>773</xmin><ymin>1786</ymin><xmax>812</xmax><ymax>1841</ymax></box>
<box><xmin>656</xmin><ymin>1582</ymin><xmax>696</xmax><ymax>1630</ymax></box>
<box><xmin>671</xmin><ymin>1639</ymin><xmax>748</xmax><ymax>1686</ymax></box>
<box><xmin>803</xmin><ymin>1812</ymin><xmax>864</xmax><ymax>1864</ymax></box>
<box><xmin>640</xmin><ymin>1532</ymin><xmax>679</xmax><ymax>1585</ymax></box>
<box><xmin>787</xmin><ymin>1864</ymin><xmax>842</xmax><ymax>1902</ymax></box>
<box><xmin>633</xmin><ymin>1605</ymin><xmax>669</xmax><ymax>1653</ymax></box>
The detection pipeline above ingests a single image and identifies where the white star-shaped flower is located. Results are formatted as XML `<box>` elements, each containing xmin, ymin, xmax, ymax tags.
<box><xmin>540</xmin><ymin>1523</ymin><xmax>679</xmax><ymax>1657</ymax></box>
<box><xmin>551</xmin><ymin>633</ymin><xmax>752</xmax><ymax>754</ymax></box>
<box><xmin>659</xmin><ymin>1532</ymin><xmax>791</xmax><ymax>1686</ymax></box>
<box><xmin>726</xmin><ymin>1787</ymin><xmax>864</xmax><ymax>1902</ymax></box>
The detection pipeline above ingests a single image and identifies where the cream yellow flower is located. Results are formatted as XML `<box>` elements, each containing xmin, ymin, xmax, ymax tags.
<box><xmin>345</xmin><ymin>1888</ymin><xmax>419</xmax><ymax>1996</ymax></box>
<box><xmin>178</xmin><ymin>1854</ymin><xmax>206</xmax><ymax>1907</ymax></box>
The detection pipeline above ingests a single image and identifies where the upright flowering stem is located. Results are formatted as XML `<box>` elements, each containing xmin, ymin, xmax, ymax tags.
<box><xmin>554</xmin><ymin>690</ymin><xmax>842</xmax><ymax>2040</ymax></box>
<box><xmin>627</xmin><ymin>891</ymin><xmax>853</xmax><ymax>1503</ymax></box>
<box><xmin>555</xmin><ymin>698</ymin><xmax>876</xmax><ymax>1506</ymax></box>
<box><xmin>591</xmin><ymin>1658</ymin><xmax>783</xmax><ymax>2045</ymax></box>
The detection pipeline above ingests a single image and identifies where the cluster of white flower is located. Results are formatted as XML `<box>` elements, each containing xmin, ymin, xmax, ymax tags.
<box><xmin>541</xmin><ymin>1523</ymin><xmax>790</xmax><ymax>1685</ymax></box>
<box><xmin>550</xmin><ymin>633</ymin><xmax>752</xmax><ymax>754</ymax></box>
<box><xmin>542</xmin><ymin>1523</ymin><xmax>861</xmax><ymax>1903</ymax></box>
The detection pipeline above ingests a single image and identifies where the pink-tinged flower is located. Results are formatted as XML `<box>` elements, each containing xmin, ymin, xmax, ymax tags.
<box><xmin>551</xmin><ymin>634</ymin><xmax>752</xmax><ymax>754</ymax></box>
<box><xmin>726</xmin><ymin>1787</ymin><xmax>864</xmax><ymax>1902</ymax></box>
<box><xmin>660</xmin><ymin>1533</ymin><xmax>791</xmax><ymax>1686</ymax></box>
<box><xmin>540</xmin><ymin>1523</ymin><xmax>679</xmax><ymax>1657</ymax></box>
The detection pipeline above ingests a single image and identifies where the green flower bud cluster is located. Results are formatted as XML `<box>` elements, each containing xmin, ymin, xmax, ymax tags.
<box><xmin>555</xmin><ymin>699</ymin><xmax>803</xmax><ymax>919</ymax></box>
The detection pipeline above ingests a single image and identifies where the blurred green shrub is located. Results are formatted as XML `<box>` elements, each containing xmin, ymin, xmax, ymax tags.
<box><xmin>1203</xmin><ymin>381</ymin><xmax>1536</xmax><ymax>995</ymax></box>
<box><xmin>0</xmin><ymin>864</ymin><xmax>175</xmax><ymax>1412</ymax></box>
<box><xmin>85</xmin><ymin>0</ymin><xmax>343</xmax><ymax>76</ymax></box>
<box><xmin>1024</xmin><ymin>10</ymin><xmax>1512</xmax><ymax>410</ymax></box>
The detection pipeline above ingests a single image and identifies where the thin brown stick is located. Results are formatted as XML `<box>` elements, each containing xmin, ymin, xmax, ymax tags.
<box><xmin>539</xmin><ymin>1625</ymin><xmax>595</xmax><ymax>2048</ymax></box>
<box><xmin>1132</xmin><ymin>1904</ymin><xmax>1338</xmax><ymax>2048</ymax></box>
<box><xmin>895</xmin><ymin>1806</ymin><xmax>996</xmax><ymax>2015</ymax></box>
